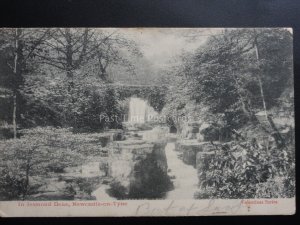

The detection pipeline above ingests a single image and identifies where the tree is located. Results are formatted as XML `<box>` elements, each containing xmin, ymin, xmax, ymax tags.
<box><xmin>34</xmin><ymin>28</ymin><xmax>95</xmax><ymax>90</ymax></box>
<box><xmin>0</xmin><ymin>28</ymin><xmax>50</xmax><ymax>138</ymax></box>
<box><xmin>36</xmin><ymin>28</ymin><xmax>141</xmax><ymax>83</ymax></box>
<box><xmin>183</xmin><ymin>28</ymin><xmax>292</xmax><ymax>127</ymax></box>
<box><xmin>91</xmin><ymin>31</ymin><xmax>141</xmax><ymax>81</ymax></box>
<box><xmin>17</xmin><ymin>28</ymin><xmax>142</xmax><ymax>131</ymax></box>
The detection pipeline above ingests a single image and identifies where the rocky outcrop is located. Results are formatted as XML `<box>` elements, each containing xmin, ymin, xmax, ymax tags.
<box><xmin>179</xmin><ymin>120</ymin><xmax>222</xmax><ymax>142</ymax></box>
<box><xmin>107</xmin><ymin>139</ymin><xmax>171</xmax><ymax>199</ymax></box>
<box><xmin>199</xmin><ymin>122</ymin><xmax>221</xmax><ymax>142</ymax></box>
<box><xmin>83</xmin><ymin>131</ymin><xmax>124</xmax><ymax>147</ymax></box>
<box><xmin>181</xmin><ymin>121</ymin><xmax>201</xmax><ymax>140</ymax></box>
<box><xmin>142</xmin><ymin>126</ymin><xmax>169</xmax><ymax>141</ymax></box>
<box><xmin>105</xmin><ymin>129</ymin><xmax>125</xmax><ymax>141</ymax></box>
<box><xmin>175</xmin><ymin>140</ymin><xmax>216</xmax><ymax>167</ymax></box>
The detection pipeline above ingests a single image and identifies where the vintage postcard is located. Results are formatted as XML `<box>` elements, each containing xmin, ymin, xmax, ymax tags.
<box><xmin>0</xmin><ymin>28</ymin><xmax>295</xmax><ymax>216</ymax></box>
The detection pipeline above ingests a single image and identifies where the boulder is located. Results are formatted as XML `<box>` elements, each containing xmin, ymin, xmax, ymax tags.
<box><xmin>196</xmin><ymin>133</ymin><xmax>205</xmax><ymax>142</ymax></box>
<box><xmin>142</xmin><ymin>126</ymin><xmax>169</xmax><ymax>141</ymax></box>
<box><xmin>181</xmin><ymin>121</ymin><xmax>201</xmax><ymax>140</ymax></box>
<box><xmin>187</xmin><ymin>133</ymin><xmax>197</xmax><ymax>139</ymax></box>
<box><xmin>199</xmin><ymin>123</ymin><xmax>220</xmax><ymax>141</ymax></box>
<box><xmin>107</xmin><ymin>139</ymin><xmax>170</xmax><ymax>199</ymax></box>
<box><xmin>199</xmin><ymin>122</ymin><xmax>210</xmax><ymax>132</ymax></box>
<box><xmin>106</xmin><ymin>129</ymin><xmax>125</xmax><ymax>141</ymax></box>
<box><xmin>176</xmin><ymin>140</ymin><xmax>216</xmax><ymax>167</ymax></box>
<box><xmin>89</xmin><ymin>133</ymin><xmax>111</xmax><ymax>147</ymax></box>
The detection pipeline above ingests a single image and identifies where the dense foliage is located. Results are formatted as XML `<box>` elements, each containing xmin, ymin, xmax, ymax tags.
<box><xmin>0</xmin><ymin>127</ymin><xmax>109</xmax><ymax>200</ymax></box>
<box><xmin>21</xmin><ymin>75</ymin><xmax>123</xmax><ymax>131</ymax></box>
<box><xmin>164</xmin><ymin>28</ymin><xmax>293</xmax><ymax>131</ymax></box>
<box><xmin>0</xmin><ymin>28</ymin><xmax>141</xmax><ymax>134</ymax></box>
<box><xmin>163</xmin><ymin>28</ymin><xmax>295</xmax><ymax>199</ymax></box>
<box><xmin>0</xmin><ymin>28</ymin><xmax>295</xmax><ymax>200</ymax></box>
<box><xmin>195</xmin><ymin>134</ymin><xmax>295</xmax><ymax>199</ymax></box>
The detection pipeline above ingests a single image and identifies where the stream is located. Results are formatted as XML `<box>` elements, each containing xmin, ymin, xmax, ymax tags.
<box><xmin>91</xmin><ymin>97</ymin><xmax>199</xmax><ymax>200</ymax></box>
<box><xmin>91</xmin><ymin>141</ymin><xmax>199</xmax><ymax>200</ymax></box>
<box><xmin>165</xmin><ymin>142</ymin><xmax>199</xmax><ymax>199</ymax></box>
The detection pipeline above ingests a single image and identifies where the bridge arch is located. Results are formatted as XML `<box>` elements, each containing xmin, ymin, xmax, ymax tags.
<box><xmin>111</xmin><ymin>83</ymin><xmax>167</xmax><ymax>113</ymax></box>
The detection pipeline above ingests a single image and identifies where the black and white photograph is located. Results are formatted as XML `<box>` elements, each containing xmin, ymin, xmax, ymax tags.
<box><xmin>0</xmin><ymin>28</ymin><xmax>295</xmax><ymax>215</ymax></box>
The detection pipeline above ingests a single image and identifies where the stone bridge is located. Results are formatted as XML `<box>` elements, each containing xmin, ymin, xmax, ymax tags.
<box><xmin>108</xmin><ymin>83</ymin><xmax>167</xmax><ymax>112</ymax></box>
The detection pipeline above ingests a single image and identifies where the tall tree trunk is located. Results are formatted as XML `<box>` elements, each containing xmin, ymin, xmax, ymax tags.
<box><xmin>253</xmin><ymin>30</ymin><xmax>268</xmax><ymax>121</ymax></box>
<box><xmin>12</xmin><ymin>28</ymin><xmax>21</xmax><ymax>139</ymax></box>
<box><xmin>64</xmin><ymin>28</ymin><xmax>74</xmax><ymax>91</ymax></box>
<box><xmin>253</xmin><ymin>30</ymin><xmax>285</xmax><ymax>149</ymax></box>
<box><xmin>12</xmin><ymin>95</ymin><xmax>17</xmax><ymax>139</ymax></box>
<box><xmin>23</xmin><ymin>163</ymin><xmax>30</xmax><ymax>200</ymax></box>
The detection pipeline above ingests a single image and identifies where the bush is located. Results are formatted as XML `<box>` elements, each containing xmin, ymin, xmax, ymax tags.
<box><xmin>21</xmin><ymin>79</ymin><xmax>123</xmax><ymax>132</ymax></box>
<box><xmin>108</xmin><ymin>181</ymin><xmax>128</xmax><ymax>199</ymax></box>
<box><xmin>196</xmin><ymin>137</ymin><xmax>295</xmax><ymax>199</ymax></box>
<box><xmin>0</xmin><ymin>127</ymin><xmax>100</xmax><ymax>200</ymax></box>
<box><xmin>0</xmin><ymin>167</ymin><xmax>28</xmax><ymax>200</ymax></box>
<box><xmin>73</xmin><ymin>177</ymin><xmax>102</xmax><ymax>196</ymax></box>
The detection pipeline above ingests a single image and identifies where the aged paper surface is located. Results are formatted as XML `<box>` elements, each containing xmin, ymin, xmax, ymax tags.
<box><xmin>0</xmin><ymin>28</ymin><xmax>295</xmax><ymax>216</ymax></box>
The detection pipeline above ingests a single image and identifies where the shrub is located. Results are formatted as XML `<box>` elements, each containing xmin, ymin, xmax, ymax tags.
<box><xmin>0</xmin><ymin>127</ymin><xmax>89</xmax><ymax>200</ymax></box>
<box><xmin>108</xmin><ymin>181</ymin><xmax>128</xmax><ymax>199</ymax></box>
<box><xmin>73</xmin><ymin>177</ymin><xmax>102</xmax><ymax>196</ymax></box>
<box><xmin>196</xmin><ymin>136</ymin><xmax>295</xmax><ymax>199</ymax></box>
